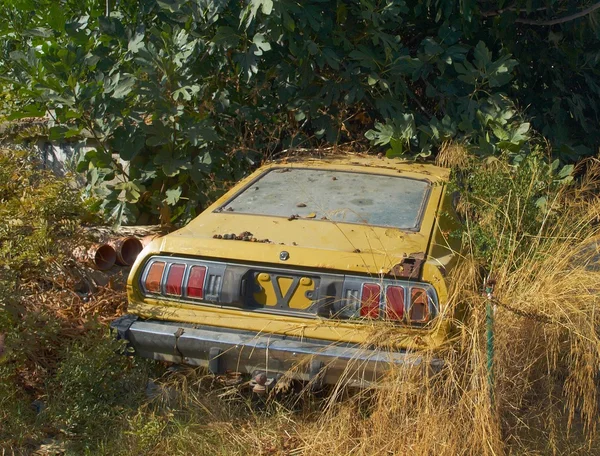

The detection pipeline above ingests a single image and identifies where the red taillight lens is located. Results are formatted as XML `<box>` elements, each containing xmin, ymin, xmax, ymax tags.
<box><xmin>165</xmin><ymin>263</ymin><xmax>186</xmax><ymax>296</ymax></box>
<box><xmin>410</xmin><ymin>287</ymin><xmax>429</xmax><ymax>322</ymax></box>
<box><xmin>385</xmin><ymin>285</ymin><xmax>405</xmax><ymax>320</ymax></box>
<box><xmin>187</xmin><ymin>265</ymin><xmax>207</xmax><ymax>299</ymax></box>
<box><xmin>360</xmin><ymin>283</ymin><xmax>381</xmax><ymax>318</ymax></box>
<box><xmin>145</xmin><ymin>261</ymin><xmax>165</xmax><ymax>293</ymax></box>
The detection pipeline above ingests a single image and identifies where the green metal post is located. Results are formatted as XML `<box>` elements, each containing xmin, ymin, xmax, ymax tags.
<box><xmin>485</xmin><ymin>287</ymin><xmax>495</xmax><ymax>406</ymax></box>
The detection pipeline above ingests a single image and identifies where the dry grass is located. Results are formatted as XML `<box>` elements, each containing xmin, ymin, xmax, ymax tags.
<box><xmin>436</xmin><ymin>141</ymin><xmax>471</xmax><ymax>169</ymax></box>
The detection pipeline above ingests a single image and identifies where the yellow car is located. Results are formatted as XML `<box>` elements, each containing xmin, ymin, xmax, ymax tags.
<box><xmin>111</xmin><ymin>155</ymin><xmax>462</xmax><ymax>386</ymax></box>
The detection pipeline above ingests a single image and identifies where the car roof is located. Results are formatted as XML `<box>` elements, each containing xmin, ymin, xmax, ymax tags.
<box><xmin>265</xmin><ymin>154</ymin><xmax>450</xmax><ymax>182</ymax></box>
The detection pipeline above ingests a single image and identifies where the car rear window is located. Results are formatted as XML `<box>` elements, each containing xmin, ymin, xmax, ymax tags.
<box><xmin>218</xmin><ymin>168</ymin><xmax>430</xmax><ymax>229</ymax></box>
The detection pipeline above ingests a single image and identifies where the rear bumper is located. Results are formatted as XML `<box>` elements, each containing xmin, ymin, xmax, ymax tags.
<box><xmin>111</xmin><ymin>315</ymin><xmax>439</xmax><ymax>386</ymax></box>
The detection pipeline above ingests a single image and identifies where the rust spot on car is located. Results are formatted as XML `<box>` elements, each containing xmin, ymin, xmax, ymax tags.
<box><xmin>391</xmin><ymin>252</ymin><xmax>426</xmax><ymax>279</ymax></box>
<box><xmin>437</xmin><ymin>265</ymin><xmax>447</xmax><ymax>277</ymax></box>
<box><xmin>215</xmin><ymin>232</ymin><xmax>271</xmax><ymax>243</ymax></box>
<box><xmin>385</xmin><ymin>228</ymin><xmax>405</xmax><ymax>239</ymax></box>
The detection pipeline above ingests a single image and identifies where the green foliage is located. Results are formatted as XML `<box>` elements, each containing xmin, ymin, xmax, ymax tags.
<box><xmin>453</xmin><ymin>152</ymin><xmax>574</xmax><ymax>263</ymax></box>
<box><xmin>0</xmin><ymin>0</ymin><xmax>598</xmax><ymax>223</ymax></box>
<box><xmin>0</xmin><ymin>149</ymin><xmax>103</xmax><ymax>450</ymax></box>
<box><xmin>0</xmin><ymin>320</ymin><xmax>151</xmax><ymax>452</ymax></box>
<box><xmin>124</xmin><ymin>412</ymin><xmax>170</xmax><ymax>455</ymax></box>
<box><xmin>0</xmin><ymin>312</ymin><xmax>63</xmax><ymax>448</ymax></box>
<box><xmin>0</xmin><ymin>149</ymin><xmax>95</xmax><ymax>306</ymax></box>
<box><xmin>0</xmin><ymin>363</ymin><xmax>42</xmax><ymax>447</ymax></box>
<box><xmin>44</xmin><ymin>333</ymin><xmax>149</xmax><ymax>441</ymax></box>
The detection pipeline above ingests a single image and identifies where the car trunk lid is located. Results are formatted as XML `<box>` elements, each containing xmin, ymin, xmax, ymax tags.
<box><xmin>161</xmin><ymin>213</ymin><xmax>433</xmax><ymax>276</ymax></box>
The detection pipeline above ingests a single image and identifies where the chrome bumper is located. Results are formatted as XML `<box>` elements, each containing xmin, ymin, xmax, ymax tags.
<box><xmin>111</xmin><ymin>315</ymin><xmax>437</xmax><ymax>386</ymax></box>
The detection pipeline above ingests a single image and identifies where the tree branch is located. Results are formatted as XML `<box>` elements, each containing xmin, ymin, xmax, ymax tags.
<box><xmin>517</xmin><ymin>2</ymin><xmax>600</xmax><ymax>25</ymax></box>
<box><xmin>482</xmin><ymin>2</ymin><xmax>600</xmax><ymax>26</ymax></box>
<box><xmin>481</xmin><ymin>5</ymin><xmax>547</xmax><ymax>17</ymax></box>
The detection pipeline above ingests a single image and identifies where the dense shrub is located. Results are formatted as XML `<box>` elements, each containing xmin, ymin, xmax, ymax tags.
<box><xmin>0</xmin><ymin>149</ymin><xmax>90</xmax><ymax>306</ymax></box>
<box><xmin>450</xmin><ymin>150</ymin><xmax>574</xmax><ymax>263</ymax></box>
<box><xmin>1</xmin><ymin>0</ymin><xmax>598</xmax><ymax>223</ymax></box>
<box><xmin>44</xmin><ymin>333</ymin><xmax>149</xmax><ymax>443</ymax></box>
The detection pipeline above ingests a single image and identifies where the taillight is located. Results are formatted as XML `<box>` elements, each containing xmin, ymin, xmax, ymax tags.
<box><xmin>187</xmin><ymin>265</ymin><xmax>207</xmax><ymax>299</ymax></box>
<box><xmin>410</xmin><ymin>287</ymin><xmax>429</xmax><ymax>322</ymax></box>
<box><xmin>141</xmin><ymin>258</ymin><xmax>224</xmax><ymax>302</ymax></box>
<box><xmin>165</xmin><ymin>263</ymin><xmax>186</xmax><ymax>296</ymax></box>
<box><xmin>360</xmin><ymin>283</ymin><xmax>381</xmax><ymax>318</ymax></box>
<box><xmin>341</xmin><ymin>279</ymin><xmax>434</xmax><ymax>323</ymax></box>
<box><xmin>332</xmin><ymin>288</ymin><xmax>360</xmax><ymax>319</ymax></box>
<box><xmin>385</xmin><ymin>285</ymin><xmax>405</xmax><ymax>320</ymax></box>
<box><xmin>145</xmin><ymin>261</ymin><xmax>165</xmax><ymax>293</ymax></box>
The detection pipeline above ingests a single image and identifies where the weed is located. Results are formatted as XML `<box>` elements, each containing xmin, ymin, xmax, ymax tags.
<box><xmin>451</xmin><ymin>151</ymin><xmax>573</xmax><ymax>264</ymax></box>
<box><xmin>41</xmin><ymin>331</ymin><xmax>151</xmax><ymax>452</ymax></box>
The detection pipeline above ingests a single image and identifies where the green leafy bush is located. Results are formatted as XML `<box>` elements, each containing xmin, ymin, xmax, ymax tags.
<box><xmin>1</xmin><ymin>0</ymin><xmax>597</xmax><ymax>223</ymax></box>
<box><xmin>0</xmin><ymin>363</ymin><xmax>42</xmax><ymax>447</ymax></box>
<box><xmin>44</xmin><ymin>333</ymin><xmax>149</xmax><ymax>441</ymax></box>
<box><xmin>451</xmin><ymin>151</ymin><xmax>574</xmax><ymax>264</ymax></box>
<box><xmin>0</xmin><ymin>149</ymin><xmax>94</xmax><ymax>306</ymax></box>
<box><xmin>0</xmin><ymin>311</ymin><xmax>63</xmax><ymax>448</ymax></box>
<box><xmin>0</xmin><ymin>149</ymin><xmax>100</xmax><ymax>450</ymax></box>
<box><xmin>0</xmin><ymin>148</ymin><xmax>153</xmax><ymax>453</ymax></box>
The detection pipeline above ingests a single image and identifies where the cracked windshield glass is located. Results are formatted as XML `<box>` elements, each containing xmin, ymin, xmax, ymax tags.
<box><xmin>219</xmin><ymin>168</ymin><xmax>430</xmax><ymax>230</ymax></box>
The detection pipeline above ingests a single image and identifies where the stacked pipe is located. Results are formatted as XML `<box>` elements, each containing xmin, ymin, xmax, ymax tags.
<box><xmin>74</xmin><ymin>236</ymin><xmax>145</xmax><ymax>270</ymax></box>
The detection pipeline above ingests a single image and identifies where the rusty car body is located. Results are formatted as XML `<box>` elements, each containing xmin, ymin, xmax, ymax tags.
<box><xmin>111</xmin><ymin>155</ymin><xmax>462</xmax><ymax>386</ymax></box>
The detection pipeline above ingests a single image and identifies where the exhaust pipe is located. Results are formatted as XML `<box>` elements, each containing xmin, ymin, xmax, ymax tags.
<box><xmin>109</xmin><ymin>237</ymin><xmax>143</xmax><ymax>266</ymax></box>
<box><xmin>74</xmin><ymin>243</ymin><xmax>117</xmax><ymax>270</ymax></box>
